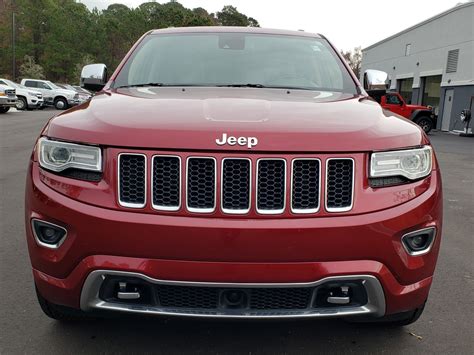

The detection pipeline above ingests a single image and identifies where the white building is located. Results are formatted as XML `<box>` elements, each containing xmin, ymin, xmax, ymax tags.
<box><xmin>361</xmin><ymin>1</ymin><xmax>474</xmax><ymax>131</ymax></box>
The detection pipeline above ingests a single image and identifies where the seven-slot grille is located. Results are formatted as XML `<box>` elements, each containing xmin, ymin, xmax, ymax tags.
<box><xmin>118</xmin><ymin>154</ymin><xmax>354</xmax><ymax>214</ymax></box>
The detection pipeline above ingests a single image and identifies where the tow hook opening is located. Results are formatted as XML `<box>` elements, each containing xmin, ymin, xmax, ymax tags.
<box><xmin>99</xmin><ymin>277</ymin><xmax>155</xmax><ymax>306</ymax></box>
<box><xmin>314</xmin><ymin>281</ymin><xmax>368</xmax><ymax>308</ymax></box>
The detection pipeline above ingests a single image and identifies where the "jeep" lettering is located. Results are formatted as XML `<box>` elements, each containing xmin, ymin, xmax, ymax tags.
<box><xmin>215</xmin><ymin>133</ymin><xmax>258</xmax><ymax>149</ymax></box>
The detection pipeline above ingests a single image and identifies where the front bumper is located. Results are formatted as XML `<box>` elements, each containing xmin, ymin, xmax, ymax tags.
<box><xmin>0</xmin><ymin>96</ymin><xmax>17</xmax><ymax>107</ymax></box>
<box><xmin>67</xmin><ymin>98</ymin><xmax>80</xmax><ymax>106</ymax></box>
<box><xmin>28</xmin><ymin>97</ymin><xmax>44</xmax><ymax>109</ymax></box>
<box><xmin>26</xmin><ymin>161</ymin><xmax>442</xmax><ymax>318</ymax></box>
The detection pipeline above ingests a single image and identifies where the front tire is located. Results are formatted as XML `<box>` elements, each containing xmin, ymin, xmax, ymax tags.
<box><xmin>54</xmin><ymin>97</ymin><xmax>68</xmax><ymax>110</ymax></box>
<box><xmin>16</xmin><ymin>97</ymin><xmax>27</xmax><ymax>110</ymax></box>
<box><xmin>0</xmin><ymin>107</ymin><xmax>10</xmax><ymax>113</ymax></box>
<box><xmin>415</xmin><ymin>116</ymin><xmax>434</xmax><ymax>134</ymax></box>
<box><xmin>36</xmin><ymin>286</ymin><xmax>89</xmax><ymax>321</ymax></box>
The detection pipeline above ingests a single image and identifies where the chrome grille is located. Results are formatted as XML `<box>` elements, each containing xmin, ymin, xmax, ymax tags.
<box><xmin>326</xmin><ymin>158</ymin><xmax>354</xmax><ymax>212</ymax></box>
<box><xmin>256</xmin><ymin>159</ymin><xmax>286</xmax><ymax>214</ymax></box>
<box><xmin>221</xmin><ymin>158</ymin><xmax>251</xmax><ymax>214</ymax></box>
<box><xmin>118</xmin><ymin>154</ymin><xmax>146</xmax><ymax>208</ymax></box>
<box><xmin>118</xmin><ymin>154</ymin><xmax>354</xmax><ymax>214</ymax></box>
<box><xmin>152</xmin><ymin>156</ymin><xmax>181</xmax><ymax>211</ymax></box>
<box><xmin>291</xmin><ymin>159</ymin><xmax>320</xmax><ymax>213</ymax></box>
<box><xmin>186</xmin><ymin>157</ymin><xmax>216</xmax><ymax>212</ymax></box>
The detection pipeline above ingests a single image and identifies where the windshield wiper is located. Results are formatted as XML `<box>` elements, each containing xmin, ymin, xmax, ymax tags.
<box><xmin>115</xmin><ymin>82</ymin><xmax>165</xmax><ymax>89</ymax></box>
<box><xmin>218</xmin><ymin>83</ymin><xmax>316</xmax><ymax>91</ymax></box>
<box><xmin>218</xmin><ymin>83</ymin><xmax>267</xmax><ymax>88</ymax></box>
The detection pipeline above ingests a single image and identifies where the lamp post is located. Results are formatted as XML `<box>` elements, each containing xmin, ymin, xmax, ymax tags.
<box><xmin>12</xmin><ymin>11</ymin><xmax>16</xmax><ymax>80</ymax></box>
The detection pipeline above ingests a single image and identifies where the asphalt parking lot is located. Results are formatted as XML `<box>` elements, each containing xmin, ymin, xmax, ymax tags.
<box><xmin>0</xmin><ymin>109</ymin><xmax>473</xmax><ymax>354</ymax></box>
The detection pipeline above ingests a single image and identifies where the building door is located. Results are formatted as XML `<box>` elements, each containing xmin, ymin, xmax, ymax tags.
<box><xmin>398</xmin><ymin>78</ymin><xmax>413</xmax><ymax>104</ymax></box>
<box><xmin>421</xmin><ymin>75</ymin><xmax>442</xmax><ymax>115</ymax></box>
<box><xmin>441</xmin><ymin>89</ymin><xmax>454</xmax><ymax>131</ymax></box>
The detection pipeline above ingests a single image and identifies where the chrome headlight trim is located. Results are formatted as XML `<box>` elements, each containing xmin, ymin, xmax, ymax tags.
<box><xmin>38</xmin><ymin>137</ymin><xmax>102</xmax><ymax>173</ymax></box>
<box><xmin>370</xmin><ymin>146</ymin><xmax>432</xmax><ymax>180</ymax></box>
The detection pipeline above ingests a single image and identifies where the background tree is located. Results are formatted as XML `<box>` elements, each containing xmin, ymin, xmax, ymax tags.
<box><xmin>216</xmin><ymin>5</ymin><xmax>259</xmax><ymax>27</ymax></box>
<box><xmin>340</xmin><ymin>46</ymin><xmax>362</xmax><ymax>78</ymax></box>
<box><xmin>19</xmin><ymin>55</ymin><xmax>45</xmax><ymax>79</ymax></box>
<box><xmin>0</xmin><ymin>0</ymin><xmax>260</xmax><ymax>83</ymax></box>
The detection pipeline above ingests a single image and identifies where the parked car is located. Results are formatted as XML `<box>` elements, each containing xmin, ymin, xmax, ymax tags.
<box><xmin>21</xmin><ymin>79</ymin><xmax>79</xmax><ymax>110</ymax></box>
<box><xmin>0</xmin><ymin>84</ymin><xmax>17</xmax><ymax>113</ymax></box>
<box><xmin>0</xmin><ymin>78</ymin><xmax>44</xmax><ymax>110</ymax></box>
<box><xmin>56</xmin><ymin>83</ymin><xmax>92</xmax><ymax>104</ymax></box>
<box><xmin>72</xmin><ymin>85</ymin><xmax>93</xmax><ymax>101</ymax></box>
<box><xmin>26</xmin><ymin>28</ymin><xmax>442</xmax><ymax>326</ymax></box>
<box><xmin>368</xmin><ymin>90</ymin><xmax>436</xmax><ymax>133</ymax></box>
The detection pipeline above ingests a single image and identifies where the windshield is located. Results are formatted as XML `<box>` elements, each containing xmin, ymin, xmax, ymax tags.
<box><xmin>47</xmin><ymin>81</ymin><xmax>60</xmax><ymax>89</ymax></box>
<box><xmin>114</xmin><ymin>33</ymin><xmax>357</xmax><ymax>93</ymax></box>
<box><xmin>2</xmin><ymin>79</ymin><xmax>19</xmax><ymax>88</ymax></box>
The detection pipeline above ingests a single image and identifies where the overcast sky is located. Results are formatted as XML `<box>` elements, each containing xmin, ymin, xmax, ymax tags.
<box><xmin>79</xmin><ymin>0</ymin><xmax>461</xmax><ymax>50</ymax></box>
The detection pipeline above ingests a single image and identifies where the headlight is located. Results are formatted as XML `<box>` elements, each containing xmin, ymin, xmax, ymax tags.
<box><xmin>370</xmin><ymin>146</ymin><xmax>432</xmax><ymax>180</ymax></box>
<box><xmin>38</xmin><ymin>138</ymin><xmax>102</xmax><ymax>172</ymax></box>
<box><xmin>28</xmin><ymin>91</ymin><xmax>37</xmax><ymax>96</ymax></box>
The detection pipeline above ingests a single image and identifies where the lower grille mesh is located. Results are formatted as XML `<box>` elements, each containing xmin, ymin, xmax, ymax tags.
<box><xmin>249</xmin><ymin>288</ymin><xmax>311</xmax><ymax>310</ymax></box>
<box><xmin>155</xmin><ymin>285</ymin><xmax>312</xmax><ymax>310</ymax></box>
<box><xmin>157</xmin><ymin>285</ymin><xmax>219</xmax><ymax>309</ymax></box>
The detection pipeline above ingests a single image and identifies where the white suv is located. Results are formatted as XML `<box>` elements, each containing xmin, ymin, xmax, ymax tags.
<box><xmin>0</xmin><ymin>78</ymin><xmax>44</xmax><ymax>110</ymax></box>
<box><xmin>21</xmin><ymin>79</ymin><xmax>79</xmax><ymax>110</ymax></box>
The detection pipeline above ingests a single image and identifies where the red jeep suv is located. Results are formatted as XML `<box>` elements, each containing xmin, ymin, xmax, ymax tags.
<box><xmin>25</xmin><ymin>27</ymin><xmax>442</xmax><ymax>325</ymax></box>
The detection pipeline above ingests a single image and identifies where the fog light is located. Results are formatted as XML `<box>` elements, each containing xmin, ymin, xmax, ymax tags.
<box><xmin>31</xmin><ymin>219</ymin><xmax>67</xmax><ymax>249</ymax></box>
<box><xmin>402</xmin><ymin>227</ymin><xmax>436</xmax><ymax>256</ymax></box>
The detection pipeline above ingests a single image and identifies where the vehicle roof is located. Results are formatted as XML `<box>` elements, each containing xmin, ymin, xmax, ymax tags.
<box><xmin>149</xmin><ymin>26</ymin><xmax>323</xmax><ymax>39</ymax></box>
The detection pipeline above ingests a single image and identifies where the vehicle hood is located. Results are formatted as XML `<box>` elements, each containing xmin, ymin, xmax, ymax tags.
<box><xmin>0</xmin><ymin>85</ymin><xmax>15</xmax><ymax>92</ymax></box>
<box><xmin>44</xmin><ymin>87</ymin><xmax>426</xmax><ymax>152</ymax></box>
<box><xmin>56</xmin><ymin>89</ymin><xmax>76</xmax><ymax>96</ymax></box>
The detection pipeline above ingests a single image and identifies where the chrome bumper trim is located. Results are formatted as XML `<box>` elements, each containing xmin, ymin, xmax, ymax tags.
<box><xmin>80</xmin><ymin>270</ymin><xmax>386</xmax><ymax>319</ymax></box>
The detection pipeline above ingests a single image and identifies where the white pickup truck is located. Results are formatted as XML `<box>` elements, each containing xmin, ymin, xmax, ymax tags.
<box><xmin>21</xmin><ymin>78</ymin><xmax>79</xmax><ymax>110</ymax></box>
<box><xmin>0</xmin><ymin>78</ymin><xmax>44</xmax><ymax>110</ymax></box>
<box><xmin>0</xmin><ymin>84</ymin><xmax>17</xmax><ymax>113</ymax></box>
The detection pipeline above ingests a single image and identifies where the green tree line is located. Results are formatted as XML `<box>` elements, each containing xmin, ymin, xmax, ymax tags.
<box><xmin>0</xmin><ymin>0</ymin><xmax>259</xmax><ymax>84</ymax></box>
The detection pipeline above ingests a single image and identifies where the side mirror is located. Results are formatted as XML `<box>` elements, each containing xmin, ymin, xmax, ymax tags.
<box><xmin>363</xmin><ymin>69</ymin><xmax>389</xmax><ymax>91</ymax></box>
<box><xmin>80</xmin><ymin>64</ymin><xmax>107</xmax><ymax>92</ymax></box>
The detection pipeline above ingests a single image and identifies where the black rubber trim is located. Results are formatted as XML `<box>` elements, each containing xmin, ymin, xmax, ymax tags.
<box><xmin>40</xmin><ymin>167</ymin><xmax>102</xmax><ymax>182</ymax></box>
<box><xmin>369</xmin><ymin>176</ymin><xmax>410</xmax><ymax>188</ymax></box>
